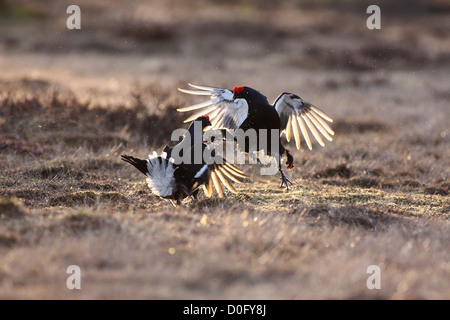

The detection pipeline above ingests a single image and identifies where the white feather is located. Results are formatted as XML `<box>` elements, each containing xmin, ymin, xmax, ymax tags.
<box><xmin>178</xmin><ymin>84</ymin><xmax>248</xmax><ymax>131</ymax></box>
<box><xmin>220</xmin><ymin>89</ymin><xmax>234</xmax><ymax>101</ymax></box>
<box><xmin>194</xmin><ymin>164</ymin><xmax>208</xmax><ymax>178</ymax></box>
<box><xmin>274</xmin><ymin>93</ymin><xmax>333</xmax><ymax>150</ymax></box>
<box><xmin>188</xmin><ymin>83</ymin><xmax>221</xmax><ymax>91</ymax></box>
<box><xmin>145</xmin><ymin>156</ymin><xmax>177</xmax><ymax>197</ymax></box>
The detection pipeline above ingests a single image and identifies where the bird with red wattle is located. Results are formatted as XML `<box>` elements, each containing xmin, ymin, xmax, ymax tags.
<box><xmin>121</xmin><ymin>115</ymin><xmax>248</xmax><ymax>205</ymax></box>
<box><xmin>177</xmin><ymin>84</ymin><xmax>334</xmax><ymax>190</ymax></box>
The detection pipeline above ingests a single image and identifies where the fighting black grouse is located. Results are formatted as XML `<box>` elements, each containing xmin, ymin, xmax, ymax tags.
<box><xmin>177</xmin><ymin>84</ymin><xmax>334</xmax><ymax>190</ymax></box>
<box><xmin>121</xmin><ymin>116</ymin><xmax>247</xmax><ymax>205</ymax></box>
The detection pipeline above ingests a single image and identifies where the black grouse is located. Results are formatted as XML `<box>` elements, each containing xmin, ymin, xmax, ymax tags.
<box><xmin>177</xmin><ymin>84</ymin><xmax>334</xmax><ymax>190</ymax></box>
<box><xmin>121</xmin><ymin>116</ymin><xmax>248</xmax><ymax>205</ymax></box>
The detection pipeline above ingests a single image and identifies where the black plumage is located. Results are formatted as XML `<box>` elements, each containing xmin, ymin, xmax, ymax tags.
<box><xmin>178</xmin><ymin>84</ymin><xmax>334</xmax><ymax>190</ymax></box>
<box><xmin>121</xmin><ymin>116</ymin><xmax>247</xmax><ymax>205</ymax></box>
<box><xmin>233</xmin><ymin>86</ymin><xmax>295</xmax><ymax>174</ymax></box>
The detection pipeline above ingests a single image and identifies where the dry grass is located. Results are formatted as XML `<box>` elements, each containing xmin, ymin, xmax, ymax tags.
<box><xmin>0</xmin><ymin>0</ymin><xmax>449</xmax><ymax>299</ymax></box>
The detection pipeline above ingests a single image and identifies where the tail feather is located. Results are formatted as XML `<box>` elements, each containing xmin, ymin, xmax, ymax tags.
<box><xmin>121</xmin><ymin>153</ymin><xmax>177</xmax><ymax>197</ymax></box>
<box><xmin>121</xmin><ymin>154</ymin><xmax>148</xmax><ymax>176</ymax></box>
<box><xmin>145</xmin><ymin>153</ymin><xmax>177</xmax><ymax>197</ymax></box>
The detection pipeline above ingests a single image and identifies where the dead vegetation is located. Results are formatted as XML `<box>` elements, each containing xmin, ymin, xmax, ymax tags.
<box><xmin>0</xmin><ymin>0</ymin><xmax>449</xmax><ymax>299</ymax></box>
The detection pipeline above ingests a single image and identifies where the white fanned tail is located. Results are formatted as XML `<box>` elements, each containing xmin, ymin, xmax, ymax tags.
<box><xmin>145</xmin><ymin>151</ymin><xmax>177</xmax><ymax>197</ymax></box>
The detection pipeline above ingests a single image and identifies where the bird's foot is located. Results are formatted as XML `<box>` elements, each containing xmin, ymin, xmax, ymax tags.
<box><xmin>280</xmin><ymin>171</ymin><xmax>293</xmax><ymax>191</ymax></box>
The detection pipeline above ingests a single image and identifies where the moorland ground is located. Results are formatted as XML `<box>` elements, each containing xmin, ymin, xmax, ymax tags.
<box><xmin>0</xmin><ymin>0</ymin><xmax>449</xmax><ymax>299</ymax></box>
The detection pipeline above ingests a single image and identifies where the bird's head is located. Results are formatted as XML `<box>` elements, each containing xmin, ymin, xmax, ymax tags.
<box><xmin>232</xmin><ymin>86</ymin><xmax>246</xmax><ymax>98</ymax></box>
<box><xmin>193</xmin><ymin>115</ymin><xmax>211</xmax><ymax>130</ymax></box>
<box><xmin>186</xmin><ymin>115</ymin><xmax>212</xmax><ymax>144</ymax></box>
<box><xmin>233</xmin><ymin>86</ymin><xmax>269</xmax><ymax>106</ymax></box>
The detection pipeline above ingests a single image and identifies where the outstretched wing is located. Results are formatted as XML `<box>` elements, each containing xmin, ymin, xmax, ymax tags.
<box><xmin>177</xmin><ymin>84</ymin><xmax>248</xmax><ymax>131</ymax></box>
<box><xmin>202</xmin><ymin>161</ymin><xmax>248</xmax><ymax>198</ymax></box>
<box><xmin>274</xmin><ymin>93</ymin><xmax>334</xmax><ymax>150</ymax></box>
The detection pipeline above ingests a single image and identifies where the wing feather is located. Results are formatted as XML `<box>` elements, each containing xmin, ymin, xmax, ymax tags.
<box><xmin>178</xmin><ymin>84</ymin><xmax>248</xmax><ymax>131</ymax></box>
<box><xmin>177</xmin><ymin>99</ymin><xmax>216</xmax><ymax>112</ymax></box>
<box><xmin>214</xmin><ymin>166</ymin><xmax>238</xmax><ymax>194</ymax></box>
<box><xmin>310</xmin><ymin>105</ymin><xmax>333</xmax><ymax>122</ymax></box>
<box><xmin>198</xmin><ymin>158</ymin><xmax>247</xmax><ymax>198</ymax></box>
<box><xmin>309</xmin><ymin>111</ymin><xmax>335</xmax><ymax>136</ymax></box>
<box><xmin>223</xmin><ymin>162</ymin><xmax>248</xmax><ymax>179</ymax></box>
<box><xmin>301</xmin><ymin>114</ymin><xmax>325</xmax><ymax>147</ymax></box>
<box><xmin>297</xmin><ymin>115</ymin><xmax>312</xmax><ymax>150</ymax></box>
<box><xmin>274</xmin><ymin>93</ymin><xmax>333</xmax><ymax>150</ymax></box>
<box><xmin>210</xmin><ymin>170</ymin><xmax>225</xmax><ymax>198</ymax></box>
<box><xmin>203</xmin><ymin>179</ymin><xmax>213</xmax><ymax>198</ymax></box>
<box><xmin>188</xmin><ymin>83</ymin><xmax>221</xmax><ymax>91</ymax></box>
<box><xmin>291</xmin><ymin>113</ymin><xmax>301</xmax><ymax>150</ymax></box>
<box><xmin>184</xmin><ymin>105</ymin><xmax>219</xmax><ymax>123</ymax></box>
<box><xmin>177</xmin><ymin>88</ymin><xmax>213</xmax><ymax>96</ymax></box>
<box><xmin>218</xmin><ymin>166</ymin><xmax>245</xmax><ymax>184</ymax></box>
<box><xmin>306</xmin><ymin>112</ymin><xmax>333</xmax><ymax>141</ymax></box>
<box><xmin>285</xmin><ymin>115</ymin><xmax>292</xmax><ymax>142</ymax></box>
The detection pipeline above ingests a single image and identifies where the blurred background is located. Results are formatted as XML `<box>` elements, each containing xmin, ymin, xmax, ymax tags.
<box><xmin>0</xmin><ymin>0</ymin><xmax>448</xmax><ymax>105</ymax></box>
<box><xmin>1</xmin><ymin>0</ymin><xmax>448</xmax><ymax>166</ymax></box>
<box><xmin>0</xmin><ymin>0</ymin><xmax>449</xmax><ymax>300</ymax></box>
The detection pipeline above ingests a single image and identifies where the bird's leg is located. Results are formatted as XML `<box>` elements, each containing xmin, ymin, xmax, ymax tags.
<box><xmin>285</xmin><ymin>149</ymin><xmax>294</xmax><ymax>170</ymax></box>
<box><xmin>279</xmin><ymin>168</ymin><xmax>292</xmax><ymax>190</ymax></box>
<box><xmin>279</xmin><ymin>155</ymin><xmax>292</xmax><ymax>190</ymax></box>
<box><xmin>190</xmin><ymin>189</ymin><xmax>199</xmax><ymax>203</ymax></box>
